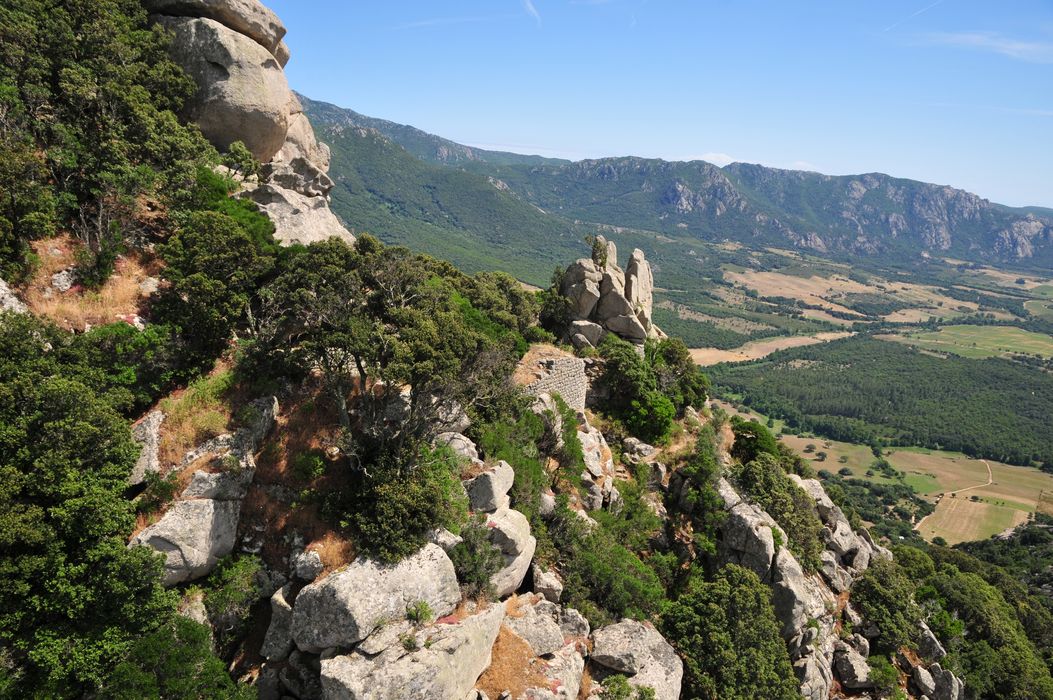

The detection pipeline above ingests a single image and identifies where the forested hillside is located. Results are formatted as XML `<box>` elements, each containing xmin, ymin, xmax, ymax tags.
<box><xmin>710</xmin><ymin>336</ymin><xmax>1053</xmax><ymax>468</ymax></box>
<box><xmin>305</xmin><ymin>98</ymin><xmax>1053</xmax><ymax>269</ymax></box>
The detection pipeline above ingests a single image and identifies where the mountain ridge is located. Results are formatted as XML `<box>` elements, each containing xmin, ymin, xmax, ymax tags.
<box><xmin>304</xmin><ymin>95</ymin><xmax>1053</xmax><ymax>269</ymax></box>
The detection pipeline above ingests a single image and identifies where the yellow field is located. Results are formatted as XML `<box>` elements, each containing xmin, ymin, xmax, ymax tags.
<box><xmin>723</xmin><ymin>270</ymin><xmax>869</xmax><ymax>316</ymax></box>
<box><xmin>774</xmin><ymin>433</ymin><xmax>1053</xmax><ymax>543</ymax></box>
<box><xmin>916</xmin><ymin>497</ymin><xmax>1028</xmax><ymax>545</ymax></box>
<box><xmin>1027</xmin><ymin>299</ymin><xmax>1053</xmax><ymax>321</ymax></box>
<box><xmin>690</xmin><ymin>331</ymin><xmax>852</xmax><ymax>366</ymax></box>
<box><xmin>879</xmin><ymin>325</ymin><xmax>1053</xmax><ymax>359</ymax></box>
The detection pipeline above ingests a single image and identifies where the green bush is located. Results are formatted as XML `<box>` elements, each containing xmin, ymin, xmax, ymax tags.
<box><xmin>850</xmin><ymin>558</ymin><xmax>920</xmax><ymax>655</ymax></box>
<box><xmin>867</xmin><ymin>655</ymin><xmax>899</xmax><ymax>694</ymax></box>
<box><xmin>202</xmin><ymin>556</ymin><xmax>263</xmax><ymax>651</ymax></box>
<box><xmin>449</xmin><ymin>515</ymin><xmax>504</xmax><ymax>598</ymax></box>
<box><xmin>405</xmin><ymin>600</ymin><xmax>434</xmax><ymax>625</ymax></box>
<box><xmin>291</xmin><ymin>451</ymin><xmax>327</xmax><ymax>482</ymax></box>
<box><xmin>599</xmin><ymin>674</ymin><xmax>657</xmax><ymax>700</ymax></box>
<box><xmin>330</xmin><ymin>446</ymin><xmax>469</xmax><ymax>563</ymax></box>
<box><xmin>662</xmin><ymin>565</ymin><xmax>799</xmax><ymax>700</ymax></box>
<box><xmin>732</xmin><ymin>453</ymin><xmax>824</xmax><ymax>572</ymax></box>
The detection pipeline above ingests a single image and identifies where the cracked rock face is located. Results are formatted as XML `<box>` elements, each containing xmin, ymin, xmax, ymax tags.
<box><xmin>130</xmin><ymin>498</ymin><xmax>242</xmax><ymax>586</ymax></box>
<box><xmin>144</xmin><ymin>0</ymin><xmax>286</xmax><ymax>55</ymax></box>
<box><xmin>590</xmin><ymin>619</ymin><xmax>683</xmax><ymax>700</ymax></box>
<box><xmin>157</xmin><ymin>16</ymin><xmax>292</xmax><ymax>162</ymax></box>
<box><xmin>320</xmin><ymin>604</ymin><xmax>504</xmax><ymax>700</ymax></box>
<box><xmin>291</xmin><ymin>543</ymin><xmax>461</xmax><ymax>653</ymax></box>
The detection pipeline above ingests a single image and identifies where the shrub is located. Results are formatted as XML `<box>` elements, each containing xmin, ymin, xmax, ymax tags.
<box><xmin>329</xmin><ymin>446</ymin><xmax>469</xmax><ymax>563</ymax></box>
<box><xmin>202</xmin><ymin>556</ymin><xmax>263</xmax><ymax>651</ymax></box>
<box><xmin>405</xmin><ymin>601</ymin><xmax>434</xmax><ymax>625</ymax></box>
<box><xmin>291</xmin><ymin>451</ymin><xmax>327</xmax><ymax>482</ymax></box>
<box><xmin>599</xmin><ymin>674</ymin><xmax>657</xmax><ymax>700</ymax></box>
<box><xmin>867</xmin><ymin>655</ymin><xmax>899</xmax><ymax>694</ymax></box>
<box><xmin>449</xmin><ymin>515</ymin><xmax>504</xmax><ymax>598</ymax></box>
<box><xmin>851</xmin><ymin>559</ymin><xmax>920</xmax><ymax>655</ymax></box>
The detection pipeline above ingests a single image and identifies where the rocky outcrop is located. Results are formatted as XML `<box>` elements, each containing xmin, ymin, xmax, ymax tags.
<box><xmin>0</xmin><ymin>278</ymin><xmax>27</xmax><ymax>314</ymax></box>
<box><xmin>833</xmin><ymin>641</ymin><xmax>873</xmax><ymax>690</ymax></box>
<box><xmin>486</xmin><ymin>507</ymin><xmax>537</xmax><ymax>598</ymax></box>
<box><xmin>150</xmin><ymin>1</ymin><xmax>354</xmax><ymax>246</ymax></box>
<box><xmin>157</xmin><ymin>16</ymin><xmax>291</xmax><ymax>162</ymax></box>
<box><xmin>291</xmin><ymin>543</ymin><xmax>461</xmax><ymax>653</ymax></box>
<box><xmin>145</xmin><ymin>0</ymin><xmax>286</xmax><ymax>57</ymax></box>
<box><xmin>129</xmin><ymin>410</ymin><xmax>165</xmax><ymax>485</ymax></box>
<box><xmin>130</xmin><ymin>397</ymin><xmax>275</xmax><ymax>585</ymax></box>
<box><xmin>558</xmin><ymin>237</ymin><xmax>662</xmax><ymax>345</ymax></box>
<box><xmin>531</xmin><ymin>564</ymin><xmax>563</xmax><ymax>603</ymax></box>
<box><xmin>437</xmin><ymin>432</ymin><xmax>481</xmax><ymax>462</ymax></box>
<box><xmin>590</xmin><ymin>620</ymin><xmax>683</xmax><ymax>700</ymax></box>
<box><xmin>578</xmin><ymin>422</ymin><xmax>619</xmax><ymax>511</ymax></box>
<box><xmin>320</xmin><ymin>604</ymin><xmax>504</xmax><ymax>700</ymax></box>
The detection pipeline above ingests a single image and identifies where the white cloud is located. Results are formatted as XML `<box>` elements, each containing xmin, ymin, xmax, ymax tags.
<box><xmin>523</xmin><ymin>0</ymin><xmax>542</xmax><ymax>26</ymax></box>
<box><xmin>923</xmin><ymin>31</ymin><xmax>1053</xmax><ymax>63</ymax></box>
<box><xmin>695</xmin><ymin>152</ymin><xmax>737</xmax><ymax>167</ymax></box>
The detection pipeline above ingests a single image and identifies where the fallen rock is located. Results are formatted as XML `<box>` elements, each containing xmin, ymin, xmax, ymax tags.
<box><xmin>292</xmin><ymin>549</ymin><xmax>325</xmax><ymax>581</ymax></box>
<box><xmin>51</xmin><ymin>269</ymin><xmax>74</xmax><ymax>293</ymax></box>
<box><xmin>532</xmin><ymin>564</ymin><xmax>563</xmax><ymax>603</ymax></box>
<box><xmin>157</xmin><ymin>16</ymin><xmax>292</xmax><ymax>162</ymax></box>
<box><xmin>505</xmin><ymin>597</ymin><xmax>564</xmax><ymax>657</ymax></box>
<box><xmin>918</xmin><ymin>620</ymin><xmax>947</xmax><ymax>661</ymax></box>
<box><xmin>129</xmin><ymin>410</ymin><xmax>165</xmax><ymax>485</ymax></box>
<box><xmin>570</xmin><ymin>320</ymin><xmax>605</xmax><ymax>347</ymax></box>
<box><xmin>930</xmin><ymin>663</ymin><xmax>966</xmax><ymax>700</ymax></box>
<box><xmin>590</xmin><ymin>620</ymin><xmax>683</xmax><ymax>700</ymax></box>
<box><xmin>558</xmin><ymin>607</ymin><xmax>590</xmax><ymax>639</ymax></box>
<box><xmin>487</xmin><ymin>508</ymin><xmax>537</xmax><ymax>598</ymax></box>
<box><xmin>145</xmin><ymin>0</ymin><xmax>287</xmax><ymax>56</ymax></box>
<box><xmin>261</xmin><ymin>584</ymin><xmax>294</xmax><ymax>660</ymax></box>
<box><xmin>0</xmin><ymin>278</ymin><xmax>27</xmax><ymax>314</ymax></box>
<box><xmin>130</xmin><ymin>498</ymin><xmax>241</xmax><ymax>586</ymax></box>
<box><xmin>524</xmin><ymin>643</ymin><xmax>585</xmax><ymax>700</ymax></box>
<box><xmin>465</xmin><ymin>461</ymin><xmax>515</xmax><ymax>513</ymax></box>
<box><xmin>437</xmin><ymin>432</ymin><xmax>480</xmax><ymax>462</ymax></box>
<box><xmin>427</xmin><ymin>527</ymin><xmax>463</xmax><ymax>552</ymax></box>
<box><xmin>833</xmin><ymin>642</ymin><xmax>873</xmax><ymax>689</ymax></box>
<box><xmin>914</xmin><ymin>665</ymin><xmax>937</xmax><ymax>697</ymax></box>
<box><xmin>320</xmin><ymin>604</ymin><xmax>504</xmax><ymax>700</ymax></box>
<box><xmin>291</xmin><ymin>543</ymin><xmax>461</xmax><ymax>652</ymax></box>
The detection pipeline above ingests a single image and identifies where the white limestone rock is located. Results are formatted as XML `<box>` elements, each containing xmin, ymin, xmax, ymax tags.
<box><xmin>130</xmin><ymin>498</ymin><xmax>241</xmax><ymax>586</ymax></box>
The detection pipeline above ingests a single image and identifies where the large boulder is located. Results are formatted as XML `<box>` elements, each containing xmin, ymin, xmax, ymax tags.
<box><xmin>624</xmin><ymin>249</ymin><xmax>654</xmax><ymax>331</ymax></box>
<box><xmin>487</xmin><ymin>508</ymin><xmax>537</xmax><ymax>598</ymax></box>
<box><xmin>505</xmin><ymin>596</ymin><xmax>565</xmax><ymax>657</ymax></box>
<box><xmin>144</xmin><ymin>0</ymin><xmax>286</xmax><ymax>56</ymax></box>
<box><xmin>560</xmin><ymin>260</ymin><xmax>603</xmax><ymax>320</ymax></box>
<box><xmin>130</xmin><ymin>498</ymin><xmax>241</xmax><ymax>586</ymax></box>
<box><xmin>590</xmin><ymin>620</ymin><xmax>683</xmax><ymax>700</ymax></box>
<box><xmin>716</xmin><ymin>478</ymin><xmax>781</xmax><ymax>578</ymax></box>
<box><xmin>291</xmin><ymin>543</ymin><xmax>460</xmax><ymax>652</ymax></box>
<box><xmin>464</xmin><ymin>461</ymin><xmax>515</xmax><ymax>513</ymax></box>
<box><xmin>833</xmin><ymin>642</ymin><xmax>873</xmax><ymax>689</ymax></box>
<box><xmin>157</xmin><ymin>16</ymin><xmax>292</xmax><ymax>162</ymax></box>
<box><xmin>930</xmin><ymin>663</ymin><xmax>966</xmax><ymax>700</ymax></box>
<box><xmin>320</xmin><ymin>604</ymin><xmax>504</xmax><ymax>700</ymax></box>
<box><xmin>243</xmin><ymin>183</ymin><xmax>355</xmax><ymax>246</ymax></box>
<box><xmin>524</xmin><ymin>642</ymin><xmax>585</xmax><ymax>700</ymax></box>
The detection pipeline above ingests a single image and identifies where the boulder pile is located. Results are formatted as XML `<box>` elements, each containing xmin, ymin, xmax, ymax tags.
<box><xmin>559</xmin><ymin>236</ymin><xmax>662</xmax><ymax>347</ymax></box>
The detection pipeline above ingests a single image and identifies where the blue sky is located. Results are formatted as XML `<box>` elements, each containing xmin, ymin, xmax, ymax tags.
<box><xmin>268</xmin><ymin>1</ymin><xmax>1053</xmax><ymax>208</ymax></box>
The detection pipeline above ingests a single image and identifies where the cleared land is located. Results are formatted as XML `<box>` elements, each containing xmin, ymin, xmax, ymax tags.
<box><xmin>723</xmin><ymin>270</ymin><xmax>868</xmax><ymax>316</ymax></box>
<box><xmin>1027</xmin><ymin>300</ymin><xmax>1053</xmax><ymax>321</ymax></box>
<box><xmin>773</xmin><ymin>433</ymin><xmax>1053</xmax><ymax>544</ymax></box>
<box><xmin>879</xmin><ymin>325</ymin><xmax>1053</xmax><ymax>359</ymax></box>
<box><xmin>690</xmin><ymin>331</ymin><xmax>852</xmax><ymax>366</ymax></box>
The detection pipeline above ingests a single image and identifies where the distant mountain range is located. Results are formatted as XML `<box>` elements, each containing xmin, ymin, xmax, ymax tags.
<box><xmin>302</xmin><ymin>95</ymin><xmax>1053</xmax><ymax>274</ymax></box>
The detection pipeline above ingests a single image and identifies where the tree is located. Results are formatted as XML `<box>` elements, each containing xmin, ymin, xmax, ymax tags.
<box><xmin>0</xmin><ymin>375</ymin><xmax>175</xmax><ymax>694</ymax></box>
<box><xmin>851</xmin><ymin>558</ymin><xmax>920</xmax><ymax>655</ymax></box>
<box><xmin>662</xmin><ymin>564</ymin><xmax>800</xmax><ymax>700</ymax></box>
<box><xmin>598</xmin><ymin>335</ymin><xmax>675</xmax><ymax>443</ymax></box>
<box><xmin>729</xmin><ymin>416</ymin><xmax>780</xmax><ymax>465</ymax></box>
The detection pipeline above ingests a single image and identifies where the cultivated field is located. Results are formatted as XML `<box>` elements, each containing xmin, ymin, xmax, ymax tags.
<box><xmin>690</xmin><ymin>331</ymin><xmax>852</xmax><ymax>366</ymax></box>
<box><xmin>1027</xmin><ymin>300</ymin><xmax>1053</xmax><ymax>321</ymax></box>
<box><xmin>878</xmin><ymin>325</ymin><xmax>1053</xmax><ymax>359</ymax></box>
<box><xmin>723</xmin><ymin>270</ymin><xmax>869</xmax><ymax>316</ymax></box>
<box><xmin>773</xmin><ymin>433</ymin><xmax>1053</xmax><ymax>543</ymax></box>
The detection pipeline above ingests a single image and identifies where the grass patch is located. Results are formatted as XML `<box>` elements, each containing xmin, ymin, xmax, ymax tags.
<box><xmin>883</xmin><ymin>325</ymin><xmax>1053</xmax><ymax>360</ymax></box>
<box><xmin>157</xmin><ymin>368</ymin><xmax>235</xmax><ymax>468</ymax></box>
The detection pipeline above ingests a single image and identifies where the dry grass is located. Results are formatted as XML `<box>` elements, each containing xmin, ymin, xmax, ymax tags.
<box><xmin>23</xmin><ymin>235</ymin><xmax>158</xmax><ymax>331</ymax></box>
<box><xmin>689</xmin><ymin>331</ymin><xmax>852</xmax><ymax>365</ymax></box>
<box><xmin>476</xmin><ymin>625</ymin><xmax>550</xmax><ymax>699</ymax></box>
<box><xmin>155</xmin><ymin>367</ymin><xmax>236</xmax><ymax>469</ymax></box>
<box><xmin>916</xmin><ymin>496</ymin><xmax>1028</xmax><ymax>545</ymax></box>
<box><xmin>513</xmin><ymin>343</ymin><xmax>577</xmax><ymax>386</ymax></box>
<box><xmin>724</xmin><ymin>270</ymin><xmax>870</xmax><ymax>316</ymax></box>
